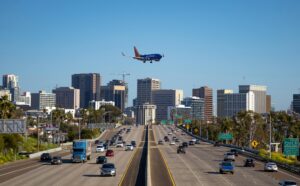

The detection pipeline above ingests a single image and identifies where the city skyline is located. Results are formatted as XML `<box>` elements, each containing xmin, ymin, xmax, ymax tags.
<box><xmin>1</xmin><ymin>1</ymin><xmax>300</xmax><ymax>110</ymax></box>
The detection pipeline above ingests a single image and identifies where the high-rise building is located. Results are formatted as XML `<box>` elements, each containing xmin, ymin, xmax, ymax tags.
<box><xmin>239</xmin><ymin>85</ymin><xmax>267</xmax><ymax>113</ymax></box>
<box><xmin>152</xmin><ymin>89</ymin><xmax>183</xmax><ymax>122</ymax></box>
<box><xmin>2</xmin><ymin>74</ymin><xmax>20</xmax><ymax>102</ymax></box>
<box><xmin>192</xmin><ymin>86</ymin><xmax>213</xmax><ymax>122</ymax></box>
<box><xmin>182</xmin><ymin>96</ymin><xmax>205</xmax><ymax>120</ymax></box>
<box><xmin>136</xmin><ymin>103</ymin><xmax>156</xmax><ymax>125</ymax></box>
<box><xmin>137</xmin><ymin>78</ymin><xmax>160</xmax><ymax>105</ymax></box>
<box><xmin>217</xmin><ymin>89</ymin><xmax>254</xmax><ymax>118</ymax></box>
<box><xmin>18</xmin><ymin>92</ymin><xmax>31</xmax><ymax>106</ymax></box>
<box><xmin>266</xmin><ymin>95</ymin><xmax>271</xmax><ymax>113</ymax></box>
<box><xmin>71</xmin><ymin>73</ymin><xmax>101</xmax><ymax>108</ymax></box>
<box><xmin>292</xmin><ymin>94</ymin><xmax>300</xmax><ymax>114</ymax></box>
<box><xmin>101</xmin><ymin>80</ymin><xmax>126</xmax><ymax>112</ymax></box>
<box><xmin>31</xmin><ymin>91</ymin><xmax>56</xmax><ymax>110</ymax></box>
<box><xmin>52</xmin><ymin>87</ymin><xmax>80</xmax><ymax>110</ymax></box>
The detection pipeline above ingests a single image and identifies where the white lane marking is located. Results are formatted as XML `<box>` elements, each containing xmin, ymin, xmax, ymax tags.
<box><xmin>0</xmin><ymin>164</ymin><xmax>42</xmax><ymax>177</ymax></box>
<box><xmin>154</xmin><ymin>125</ymin><xmax>204</xmax><ymax>186</ymax></box>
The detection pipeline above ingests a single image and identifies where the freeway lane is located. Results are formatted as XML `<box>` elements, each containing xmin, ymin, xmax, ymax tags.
<box><xmin>153</xmin><ymin>125</ymin><xmax>300</xmax><ymax>186</ymax></box>
<box><xmin>0</xmin><ymin>126</ymin><xmax>144</xmax><ymax>186</ymax></box>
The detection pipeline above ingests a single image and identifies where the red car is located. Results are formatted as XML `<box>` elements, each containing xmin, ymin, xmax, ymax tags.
<box><xmin>106</xmin><ymin>150</ymin><xmax>114</xmax><ymax>157</ymax></box>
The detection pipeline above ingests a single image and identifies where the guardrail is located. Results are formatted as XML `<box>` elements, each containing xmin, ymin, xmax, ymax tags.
<box><xmin>177</xmin><ymin>126</ymin><xmax>300</xmax><ymax>175</ymax></box>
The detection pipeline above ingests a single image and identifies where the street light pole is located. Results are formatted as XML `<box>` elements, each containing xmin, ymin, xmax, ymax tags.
<box><xmin>269</xmin><ymin>113</ymin><xmax>272</xmax><ymax>159</ymax></box>
<box><xmin>37</xmin><ymin>116</ymin><xmax>40</xmax><ymax>152</ymax></box>
<box><xmin>78</xmin><ymin>118</ymin><xmax>81</xmax><ymax>140</ymax></box>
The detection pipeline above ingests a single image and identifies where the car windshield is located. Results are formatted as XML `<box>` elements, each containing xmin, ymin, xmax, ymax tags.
<box><xmin>103</xmin><ymin>164</ymin><xmax>115</xmax><ymax>169</ymax></box>
<box><xmin>222</xmin><ymin>162</ymin><xmax>232</xmax><ymax>166</ymax></box>
<box><xmin>284</xmin><ymin>181</ymin><xmax>297</xmax><ymax>185</ymax></box>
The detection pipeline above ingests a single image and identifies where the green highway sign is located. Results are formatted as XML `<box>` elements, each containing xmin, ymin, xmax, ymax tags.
<box><xmin>284</xmin><ymin>138</ymin><xmax>299</xmax><ymax>156</ymax></box>
<box><xmin>161</xmin><ymin>120</ymin><xmax>167</xmax><ymax>125</ymax></box>
<box><xmin>168</xmin><ymin>120</ymin><xmax>174</xmax><ymax>125</ymax></box>
<box><xmin>218</xmin><ymin>133</ymin><xmax>233</xmax><ymax>140</ymax></box>
<box><xmin>184</xmin><ymin>119</ymin><xmax>192</xmax><ymax>124</ymax></box>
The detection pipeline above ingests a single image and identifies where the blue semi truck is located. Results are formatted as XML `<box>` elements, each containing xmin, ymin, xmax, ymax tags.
<box><xmin>72</xmin><ymin>140</ymin><xmax>92</xmax><ymax>163</ymax></box>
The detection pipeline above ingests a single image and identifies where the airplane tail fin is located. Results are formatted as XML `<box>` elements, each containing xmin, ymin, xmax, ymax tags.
<box><xmin>134</xmin><ymin>46</ymin><xmax>140</xmax><ymax>57</ymax></box>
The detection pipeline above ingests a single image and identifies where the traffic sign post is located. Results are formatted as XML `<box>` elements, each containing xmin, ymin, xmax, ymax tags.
<box><xmin>284</xmin><ymin>138</ymin><xmax>299</xmax><ymax>156</ymax></box>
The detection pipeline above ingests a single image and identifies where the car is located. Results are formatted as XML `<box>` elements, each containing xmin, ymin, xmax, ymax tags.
<box><xmin>181</xmin><ymin>133</ymin><xmax>186</xmax><ymax>136</ymax></box>
<box><xmin>219</xmin><ymin>161</ymin><xmax>234</xmax><ymax>174</ymax></box>
<box><xmin>116</xmin><ymin>142</ymin><xmax>124</xmax><ymax>148</ymax></box>
<box><xmin>170</xmin><ymin>141</ymin><xmax>176</xmax><ymax>145</ymax></box>
<box><xmin>172</xmin><ymin>136</ymin><xmax>177</xmax><ymax>140</ymax></box>
<box><xmin>96</xmin><ymin>156</ymin><xmax>107</xmax><ymax>164</ymax></box>
<box><xmin>168</xmin><ymin>132</ymin><xmax>172</xmax><ymax>135</ymax></box>
<box><xmin>96</xmin><ymin>145</ymin><xmax>105</xmax><ymax>152</ymax></box>
<box><xmin>131</xmin><ymin>140</ymin><xmax>137</xmax><ymax>147</ymax></box>
<box><xmin>214</xmin><ymin>141</ymin><xmax>221</xmax><ymax>147</ymax></box>
<box><xmin>158</xmin><ymin>140</ymin><xmax>164</xmax><ymax>145</ymax></box>
<box><xmin>224</xmin><ymin>152</ymin><xmax>235</xmax><ymax>161</ymax></box>
<box><xmin>195</xmin><ymin>140</ymin><xmax>201</xmax><ymax>144</ymax></box>
<box><xmin>164</xmin><ymin>136</ymin><xmax>169</xmax><ymax>142</ymax></box>
<box><xmin>95</xmin><ymin>140</ymin><xmax>100</xmax><ymax>144</ymax></box>
<box><xmin>230</xmin><ymin>149</ymin><xmax>239</xmax><ymax>156</ymax></box>
<box><xmin>125</xmin><ymin>144</ymin><xmax>134</xmax><ymax>151</ymax></box>
<box><xmin>103</xmin><ymin>143</ymin><xmax>109</xmax><ymax>150</ymax></box>
<box><xmin>100</xmin><ymin>163</ymin><xmax>116</xmax><ymax>177</ymax></box>
<box><xmin>175</xmin><ymin>139</ymin><xmax>180</xmax><ymax>143</ymax></box>
<box><xmin>244</xmin><ymin>158</ymin><xmax>255</xmax><ymax>167</ymax></box>
<box><xmin>279</xmin><ymin>180</ymin><xmax>298</xmax><ymax>186</ymax></box>
<box><xmin>182</xmin><ymin>142</ymin><xmax>188</xmax><ymax>148</ymax></box>
<box><xmin>264</xmin><ymin>162</ymin><xmax>278</xmax><ymax>172</ymax></box>
<box><xmin>51</xmin><ymin>156</ymin><xmax>62</xmax><ymax>165</ymax></box>
<box><xmin>40</xmin><ymin>153</ymin><xmax>52</xmax><ymax>162</ymax></box>
<box><xmin>189</xmin><ymin>141</ymin><xmax>195</xmax><ymax>146</ymax></box>
<box><xmin>106</xmin><ymin>150</ymin><xmax>114</xmax><ymax>157</ymax></box>
<box><xmin>191</xmin><ymin>138</ymin><xmax>197</xmax><ymax>142</ymax></box>
<box><xmin>177</xmin><ymin>146</ymin><xmax>186</xmax><ymax>154</ymax></box>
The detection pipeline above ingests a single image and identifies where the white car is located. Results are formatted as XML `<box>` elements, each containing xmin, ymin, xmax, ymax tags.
<box><xmin>191</xmin><ymin>138</ymin><xmax>197</xmax><ymax>142</ymax></box>
<box><xmin>96</xmin><ymin>145</ymin><xmax>105</xmax><ymax>152</ymax></box>
<box><xmin>224</xmin><ymin>153</ymin><xmax>235</xmax><ymax>161</ymax></box>
<box><xmin>170</xmin><ymin>141</ymin><xmax>176</xmax><ymax>145</ymax></box>
<box><xmin>116</xmin><ymin>142</ymin><xmax>124</xmax><ymax>148</ymax></box>
<box><xmin>264</xmin><ymin>162</ymin><xmax>278</xmax><ymax>172</ymax></box>
<box><xmin>125</xmin><ymin>144</ymin><xmax>134</xmax><ymax>151</ymax></box>
<box><xmin>168</xmin><ymin>132</ymin><xmax>172</xmax><ymax>135</ymax></box>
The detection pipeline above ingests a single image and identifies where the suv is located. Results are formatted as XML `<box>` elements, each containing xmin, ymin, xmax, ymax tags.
<box><xmin>40</xmin><ymin>153</ymin><xmax>52</xmax><ymax>162</ymax></box>
<box><xmin>219</xmin><ymin>161</ymin><xmax>234</xmax><ymax>174</ymax></box>
<box><xmin>244</xmin><ymin>158</ymin><xmax>255</xmax><ymax>167</ymax></box>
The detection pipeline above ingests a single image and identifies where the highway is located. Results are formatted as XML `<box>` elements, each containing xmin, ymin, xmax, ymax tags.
<box><xmin>0</xmin><ymin>126</ymin><xmax>144</xmax><ymax>186</ymax></box>
<box><xmin>153</xmin><ymin>125</ymin><xmax>300</xmax><ymax>186</ymax></box>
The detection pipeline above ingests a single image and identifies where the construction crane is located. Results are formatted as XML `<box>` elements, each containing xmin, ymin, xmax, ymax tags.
<box><xmin>118</xmin><ymin>72</ymin><xmax>130</xmax><ymax>83</ymax></box>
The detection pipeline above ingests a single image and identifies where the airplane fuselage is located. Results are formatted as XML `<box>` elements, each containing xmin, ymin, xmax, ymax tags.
<box><xmin>134</xmin><ymin>54</ymin><xmax>163</xmax><ymax>63</ymax></box>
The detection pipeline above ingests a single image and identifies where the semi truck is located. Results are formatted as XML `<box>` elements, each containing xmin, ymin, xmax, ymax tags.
<box><xmin>72</xmin><ymin>140</ymin><xmax>92</xmax><ymax>163</ymax></box>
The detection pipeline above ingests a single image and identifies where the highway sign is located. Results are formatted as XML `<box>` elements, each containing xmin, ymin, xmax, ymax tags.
<box><xmin>184</xmin><ymin>119</ymin><xmax>192</xmax><ymax>124</ymax></box>
<box><xmin>193</xmin><ymin>128</ymin><xmax>199</xmax><ymax>134</ymax></box>
<box><xmin>0</xmin><ymin>119</ymin><xmax>26</xmax><ymax>134</ymax></box>
<box><xmin>161</xmin><ymin>120</ymin><xmax>167</xmax><ymax>125</ymax></box>
<box><xmin>218</xmin><ymin>133</ymin><xmax>233</xmax><ymax>140</ymax></box>
<box><xmin>284</xmin><ymin>138</ymin><xmax>299</xmax><ymax>156</ymax></box>
<box><xmin>186</xmin><ymin>124</ymin><xmax>190</xmax><ymax>130</ymax></box>
<box><xmin>251</xmin><ymin>140</ymin><xmax>259</xmax><ymax>148</ymax></box>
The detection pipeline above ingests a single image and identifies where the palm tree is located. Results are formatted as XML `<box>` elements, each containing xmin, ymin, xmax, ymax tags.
<box><xmin>0</xmin><ymin>95</ymin><xmax>16</xmax><ymax>119</ymax></box>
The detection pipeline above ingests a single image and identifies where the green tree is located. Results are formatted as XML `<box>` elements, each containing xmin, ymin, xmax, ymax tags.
<box><xmin>0</xmin><ymin>95</ymin><xmax>16</xmax><ymax>119</ymax></box>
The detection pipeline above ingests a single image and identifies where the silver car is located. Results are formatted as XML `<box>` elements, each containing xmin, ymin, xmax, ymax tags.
<box><xmin>100</xmin><ymin>163</ymin><xmax>116</xmax><ymax>176</ymax></box>
<box><xmin>264</xmin><ymin>162</ymin><xmax>278</xmax><ymax>172</ymax></box>
<box><xmin>224</xmin><ymin>152</ymin><xmax>235</xmax><ymax>161</ymax></box>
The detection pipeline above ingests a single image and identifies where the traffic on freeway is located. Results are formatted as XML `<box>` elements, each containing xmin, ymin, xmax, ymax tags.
<box><xmin>0</xmin><ymin>124</ymin><xmax>299</xmax><ymax>186</ymax></box>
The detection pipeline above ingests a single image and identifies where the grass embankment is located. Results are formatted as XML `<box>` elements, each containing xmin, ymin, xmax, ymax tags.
<box><xmin>259</xmin><ymin>149</ymin><xmax>299</xmax><ymax>166</ymax></box>
<box><xmin>0</xmin><ymin>137</ymin><xmax>59</xmax><ymax>165</ymax></box>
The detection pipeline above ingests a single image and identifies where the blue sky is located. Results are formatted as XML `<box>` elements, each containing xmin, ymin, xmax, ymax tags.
<box><xmin>0</xmin><ymin>0</ymin><xmax>299</xmax><ymax>110</ymax></box>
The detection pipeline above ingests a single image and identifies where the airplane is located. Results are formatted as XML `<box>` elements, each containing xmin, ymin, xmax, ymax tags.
<box><xmin>122</xmin><ymin>46</ymin><xmax>164</xmax><ymax>63</ymax></box>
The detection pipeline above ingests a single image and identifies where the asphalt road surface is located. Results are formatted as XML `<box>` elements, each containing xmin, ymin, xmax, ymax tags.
<box><xmin>0</xmin><ymin>126</ymin><xmax>144</xmax><ymax>186</ymax></box>
<box><xmin>153</xmin><ymin>125</ymin><xmax>300</xmax><ymax>186</ymax></box>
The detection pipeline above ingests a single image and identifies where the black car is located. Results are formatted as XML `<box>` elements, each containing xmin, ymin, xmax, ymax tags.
<box><xmin>131</xmin><ymin>140</ymin><xmax>137</xmax><ymax>147</ymax></box>
<box><xmin>40</xmin><ymin>153</ymin><xmax>52</xmax><ymax>162</ymax></box>
<box><xmin>177</xmin><ymin>146</ymin><xmax>186</xmax><ymax>154</ymax></box>
<box><xmin>51</xmin><ymin>156</ymin><xmax>62</xmax><ymax>165</ymax></box>
<box><xmin>230</xmin><ymin>149</ymin><xmax>239</xmax><ymax>156</ymax></box>
<box><xmin>182</xmin><ymin>142</ymin><xmax>188</xmax><ymax>148</ymax></box>
<box><xmin>195</xmin><ymin>140</ymin><xmax>201</xmax><ymax>144</ymax></box>
<box><xmin>164</xmin><ymin>136</ymin><xmax>169</xmax><ymax>142</ymax></box>
<box><xmin>214</xmin><ymin>141</ymin><xmax>221</xmax><ymax>147</ymax></box>
<box><xmin>244</xmin><ymin>158</ymin><xmax>255</xmax><ymax>167</ymax></box>
<box><xmin>96</xmin><ymin>156</ymin><xmax>108</xmax><ymax>164</ymax></box>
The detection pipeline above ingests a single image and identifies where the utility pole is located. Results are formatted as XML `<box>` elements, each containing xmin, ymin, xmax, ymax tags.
<box><xmin>269</xmin><ymin>113</ymin><xmax>272</xmax><ymax>159</ymax></box>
